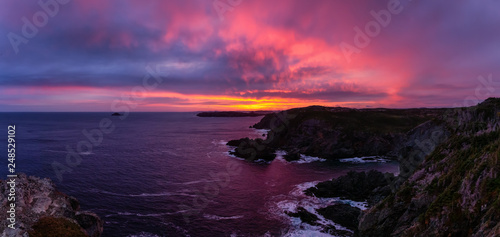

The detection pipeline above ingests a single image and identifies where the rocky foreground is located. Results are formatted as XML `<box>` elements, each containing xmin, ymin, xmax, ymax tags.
<box><xmin>229</xmin><ymin>98</ymin><xmax>500</xmax><ymax>236</ymax></box>
<box><xmin>0</xmin><ymin>174</ymin><xmax>103</xmax><ymax>237</ymax></box>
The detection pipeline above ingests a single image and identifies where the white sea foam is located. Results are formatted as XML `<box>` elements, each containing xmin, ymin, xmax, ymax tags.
<box><xmin>203</xmin><ymin>214</ymin><xmax>244</xmax><ymax>220</ymax></box>
<box><xmin>339</xmin><ymin>156</ymin><xmax>390</xmax><ymax>163</ymax></box>
<box><xmin>268</xmin><ymin>180</ymin><xmax>370</xmax><ymax>235</ymax></box>
<box><xmin>225</xmin><ymin>149</ymin><xmax>245</xmax><ymax>160</ymax></box>
<box><xmin>274</xmin><ymin>150</ymin><xmax>288</xmax><ymax>162</ymax></box>
<box><xmin>211</xmin><ymin>139</ymin><xmax>228</xmax><ymax>146</ymax></box>
<box><xmin>338</xmin><ymin>199</ymin><xmax>369</xmax><ymax>210</ymax></box>
<box><xmin>78</xmin><ymin>151</ymin><xmax>93</xmax><ymax>155</ymax></box>
<box><xmin>290</xmin><ymin>154</ymin><xmax>327</xmax><ymax>164</ymax></box>
<box><xmin>253</xmin><ymin>129</ymin><xmax>270</xmax><ymax>137</ymax></box>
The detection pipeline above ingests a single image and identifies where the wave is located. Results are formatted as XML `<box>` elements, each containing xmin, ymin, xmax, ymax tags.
<box><xmin>211</xmin><ymin>139</ymin><xmax>228</xmax><ymax>146</ymax></box>
<box><xmin>89</xmin><ymin>189</ymin><xmax>197</xmax><ymax>198</ymax></box>
<box><xmin>275</xmin><ymin>151</ymin><xmax>327</xmax><ymax>164</ymax></box>
<box><xmin>339</xmin><ymin>156</ymin><xmax>390</xmax><ymax>163</ymax></box>
<box><xmin>127</xmin><ymin>232</ymin><xmax>162</xmax><ymax>237</ymax></box>
<box><xmin>106</xmin><ymin>211</ymin><xmax>184</xmax><ymax>218</ymax></box>
<box><xmin>203</xmin><ymin>214</ymin><xmax>244</xmax><ymax>220</ymax></box>
<box><xmin>253</xmin><ymin>129</ymin><xmax>270</xmax><ymax>136</ymax></box>
<box><xmin>291</xmin><ymin>155</ymin><xmax>327</xmax><ymax>164</ymax></box>
<box><xmin>79</xmin><ymin>151</ymin><xmax>94</xmax><ymax>155</ymax></box>
<box><xmin>142</xmin><ymin>150</ymin><xmax>180</xmax><ymax>156</ymax></box>
<box><xmin>267</xmin><ymin>180</ymin><xmax>371</xmax><ymax>235</ymax></box>
<box><xmin>224</xmin><ymin>150</ymin><xmax>245</xmax><ymax>160</ymax></box>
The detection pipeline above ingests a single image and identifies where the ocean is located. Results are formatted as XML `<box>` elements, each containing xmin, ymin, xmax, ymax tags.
<box><xmin>0</xmin><ymin>112</ymin><xmax>399</xmax><ymax>236</ymax></box>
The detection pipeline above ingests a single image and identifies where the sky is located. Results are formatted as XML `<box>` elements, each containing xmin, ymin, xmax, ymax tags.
<box><xmin>0</xmin><ymin>0</ymin><xmax>499</xmax><ymax>112</ymax></box>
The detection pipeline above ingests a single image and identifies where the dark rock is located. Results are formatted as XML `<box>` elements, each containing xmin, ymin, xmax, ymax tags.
<box><xmin>317</xmin><ymin>204</ymin><xmax>361</xmax><ymax>231</ymax></box>
<box><xmin>226</xmin><ymin>138</ymin><xmax>248</xmax><ymax>147</ymax></box>
<box><xmin>323</xmin><ymin>225</ymin><xmax>354</xmax><ymax>237</ymax></box>
<box><xmin>305</xmin><ymin>170</ymin><xmax>395</xmax><ymax>203</ymax></box>
<box><xmin>283</xmin><ymin>152</ymin><xmax>301</xmax><ymax>162</ymax></box>
<box><xmin>285</xmin><ymin>207</ymin><xmax>319</xmax><ymax>226</ymax></box>
<box><xmin>75</xmin><ymin>212</ymin><xmax>104</xmax><ymax>237</ymax></box>
<box><xmin>28</xmin><ymin>217</ymin><xmax>88</xmax><ymax>237</ymax></box>
<box><xmin>227</xmin><ymin>138</ymin><xmax>276</xmax><ymax>161</ymax></box>
<box><xmin>111</xmin><ymin>112</ymin><xmax>122</xmax><ymax>116</ymax></box>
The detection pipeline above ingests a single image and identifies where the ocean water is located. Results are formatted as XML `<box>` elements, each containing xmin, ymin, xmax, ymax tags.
<box><xmin>0</xmin><ymin>113</ymin><xmax>399</xmax><ymax>236</ymax></box>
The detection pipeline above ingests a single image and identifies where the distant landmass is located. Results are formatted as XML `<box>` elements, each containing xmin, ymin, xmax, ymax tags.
<box><xmin>196</xmin><ymin>111</ymin><xmax>271</xmax><ymax>117</ymax></box>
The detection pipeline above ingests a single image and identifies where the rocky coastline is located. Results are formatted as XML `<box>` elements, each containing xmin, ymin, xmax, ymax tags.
<box><xmin>227</xmin><ymin>105</ymin><xmax>448</xmax><ymax>164</ymax></box>
<box><xmin>229</xmin><ymin>98</ymin><xmax>500</xmax><ymax>236</ymax></box>
<box><xmin>0</xmin><ymin>173</ymin><xmax>103</xmax><ymax>237</ymax></box>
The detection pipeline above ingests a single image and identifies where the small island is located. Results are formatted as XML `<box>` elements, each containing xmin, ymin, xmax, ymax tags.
<box><xmin>111</xmin><ymin>112</ymin><xmax>122</xmax><ymax>116</ymax></box>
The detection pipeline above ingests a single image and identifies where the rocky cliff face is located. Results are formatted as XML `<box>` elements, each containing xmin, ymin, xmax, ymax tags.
<box><xmin>0</xmin><ymin>174</ymin><xmax>103</xmax><ymax>237</ymax></box>
<box><xmin>229</xmin><ymin>105</ymin><xmax>447</xmax><ymax>162</ymax></box>
<box><xmin>232</xmin><ymin>98</ymin><xmax>499</xmax><ymax>236</ymax></box>
<box><xmin>359</xmin><ymin>98</ymin><xmax>500</xmax><ymax>236</ymax></box>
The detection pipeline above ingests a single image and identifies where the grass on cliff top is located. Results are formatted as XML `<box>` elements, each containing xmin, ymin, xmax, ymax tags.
<box><xmin>285</xmin><ymin>107</ymin><xmax>447</xmax><ymax>134</ymax></box>
<box><xmin>28</xmin><ymin>216</ymin><xmax>87</xmax><ymax>237</ymax></box>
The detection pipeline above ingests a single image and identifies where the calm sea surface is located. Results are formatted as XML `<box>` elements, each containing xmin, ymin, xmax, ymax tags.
<box><xmin>0</xmin><ymin>113</ymin><xmax>399</xmax><ymax>237</ymax></box>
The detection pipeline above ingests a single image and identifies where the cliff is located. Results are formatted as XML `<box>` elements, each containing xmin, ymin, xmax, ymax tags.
<box><xmin>228</xmin><ymin>105</ymin><xmax>447</xmax><ymax>162</ymax></box>
<box><xmin>230</xmin><ymin>98</ymin><xmax>500</xmax><ymax>236</ymax></box>
<box><xmin>358</xmin><ymin>98</ymin><xmax>500</xmax><ymax>236</ymax></box>
<box><xmin>0</xmin><ymin>174</ymin><xmax>103</xmax><ymax>237</ymax></box>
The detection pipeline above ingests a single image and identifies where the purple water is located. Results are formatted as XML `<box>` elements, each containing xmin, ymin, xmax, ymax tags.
<box><xmin>0</xmin><ymin>112</ymin><xmax>399</xmax><ymax>236</ymax></box>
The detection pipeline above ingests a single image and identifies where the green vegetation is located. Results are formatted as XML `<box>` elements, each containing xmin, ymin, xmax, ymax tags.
<box><xmin>361</xmin><ymin>99</ymin><xmax>500</xmax><ymax>236</ymax></box>
<box><xmin>28</xmin><ymin>217</ymin><xmax>87</xmax><ymax>237</ymax></box>
<box><xmin>287</xmin><ymin>107</ymin><xmax>445</xmax><ymax>134</ymax></box>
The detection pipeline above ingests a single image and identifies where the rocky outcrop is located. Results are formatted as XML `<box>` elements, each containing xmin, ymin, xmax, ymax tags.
<box><xmin>285</xmin><ymin>207</ymin><xmax>320</xmax><ymax>226</ymax></box>
<box><xmin>358</xmin><ymin>98</ymin><xmax>500</xmax><ymax>236</ymax></box>
<box><xmin>230</xmin><ymin>105</ymin><xmax>447</xmax><ymax>162</ymax></box>
<box><xmin>317</xmin><ymin>204</ymin><xmax>361</xmax><ymax>231</ymax></box>
<box><xmin>0</xmin><ymin>174</ymin><xmax>103</xmax><ymax>237</ymax></box>
<box><xmin>226</xmin><ymin>138</ymin><xmax>276</xmax><ymax>162</ymax></box>
<box><xmin>270</xmin><ymin>98</ymin><xmax>500</xmax><ymax>236</ymax></box>
<box><xmin>305</xmin><ymin>170</ymin><xmax>396</xmax><ymax>207</ymax></box>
